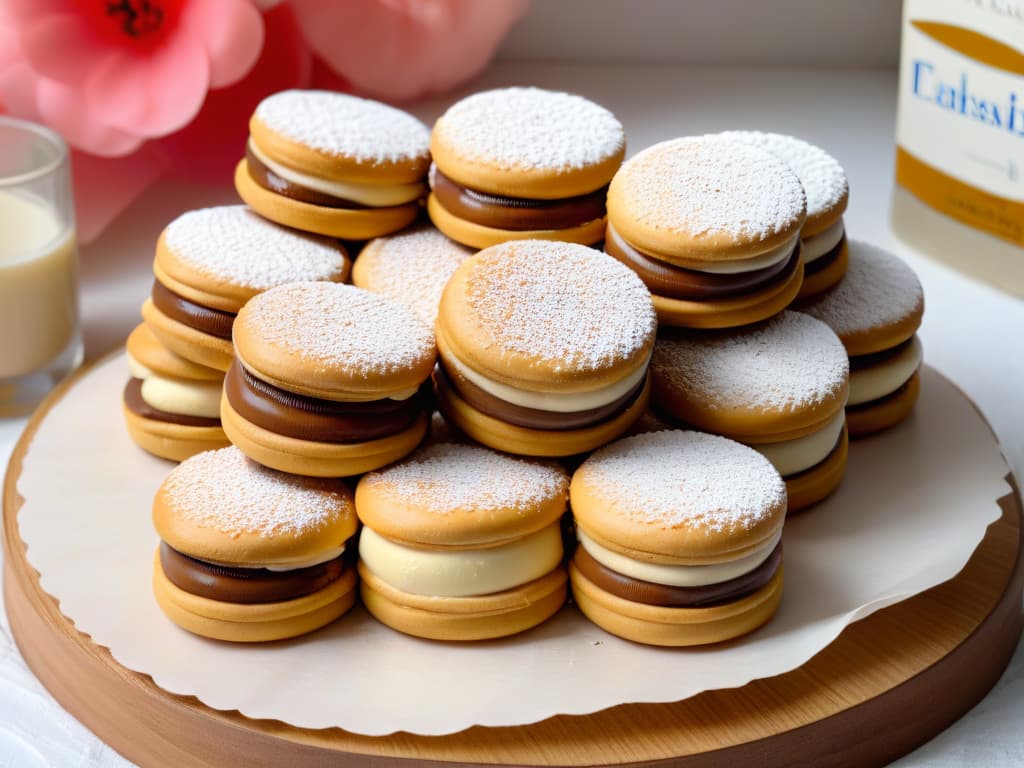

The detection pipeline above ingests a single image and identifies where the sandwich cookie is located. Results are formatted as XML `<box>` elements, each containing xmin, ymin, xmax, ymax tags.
<box><xmin>428</xmin><ymin>87</ymin><xmax>625</xmax><ymax>248</ymax></box>
<box><xmin>606</xmin><ymin>135</ymin><xmax>807</xmax><ymax>328</ymax></box>
<box><xmin>123</xmin><ymin>323</ymin><xmax>229</xmax><ymax>462</ymax></box>
<box><xmin>351</xmin><ymin>224</ymin><xmax>473</xmax><ymax>329</ymax></box>
<box><xmin>798</xmin><ymin>240</ymin><xmax>924</xmax><ymax>438</ymax></box>
<box><xmin>356</xmin><ymin>443</ymin><xmax>569</xmax><ymax>641</ymax></box>
<box><xmin>651</xmin><ymin>311</ymin><xmax>850</xmax><ymax>512</ymax></box>
<box><xmin>569</xmin><ymin>431</ymin><xmax>786</xmax><ymax>646</ymax></box>
<box><xmin>720</xmin><ymin>131</ymin><xmax>849</xmax><ymax>298</ymax></box>
<box><xmin>142</xmin><ymin>206</ymin><xmax>350</xmax><ymax>372</ymax></box>
<box><xmin>152</xmin><ymin>447</ymin><xmax>359</xmax><ymax>642</ymax></box>
<box><xmin>237</xmin><ymin>90</ymin><xmax>430</xmax><ymax>239</ymax></box>
<box><xmin>435</xmin><ymin>240</ymin><xmax>657</xmax><ymax>457</ymax></box>
<box><xmin>223</xmin><ymin>282</ymin><xmax>436</xmax><ymax>477</ymax></box>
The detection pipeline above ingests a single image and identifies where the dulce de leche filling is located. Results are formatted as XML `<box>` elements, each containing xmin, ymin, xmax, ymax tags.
<box><xmin>225</xmin><ymin>360</ymin><xmax>427</xmax><ymax>443</ymax></box>
<box><xmin>151</xmin><ymin>280</ymin><xmax>235</xmax><ymax>340</ymax></box>
<box><xmin>430</xmin><ymin>166</ymin><xmax>607</xmax><ymax>231</ymax></box>
<box><xmin>123</xmin><ymin>378</ymin><xmax>221</xmax><ymax>428</ymax></box>
<box><xmin>159</xmin><ymin>542</ymin><xmax>347</xmax><ymax>604</ymax></box>
<box><xmin>246</xmin><ymin>145</ymin><xmax>366</xmax><ymax>210</ymax></box>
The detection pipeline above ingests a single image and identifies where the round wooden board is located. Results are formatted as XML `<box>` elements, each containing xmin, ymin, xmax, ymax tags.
<box><xmin>3</xmin><ymin>362</ymin><xmax>1022</xmax><ymax>768</ymax></box>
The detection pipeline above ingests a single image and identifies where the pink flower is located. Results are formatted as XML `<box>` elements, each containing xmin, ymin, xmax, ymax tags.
<box><xmin>290</xmin><ymin>0</ymin><xmax>529</xmax><ymax>102</ymax></box>
<box><xmin>5</xmin><ymin>0</ymin><xmax>264</xmax><ymax>157</ymax></box>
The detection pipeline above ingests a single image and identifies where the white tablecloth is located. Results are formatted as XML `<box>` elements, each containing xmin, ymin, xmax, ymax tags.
<box><xmin>1</xmin><ymin>62</ymin><xmax>1022</xmax><ymax>767</ymax></box>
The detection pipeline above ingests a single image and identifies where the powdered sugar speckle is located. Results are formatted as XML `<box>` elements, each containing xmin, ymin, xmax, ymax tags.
<box><xmin>354</xmin><ymin>225</ymin><xmax>473</xmax><ymax>327</ymax></box>
<box><xmin>651</xmin><ymin>311</ymin><xmax>848</xmax><ymax>414</ymax></box>
<box><xmin>163</xmin><ymin>206</ymin><xmax>348</xmax><ymax>290</ymax></box>
<box><xmin>609</xmin><ymin>135</ymin><xmax>806</xmax><ymax>242</ymax></box>
<box><xmin>433</xmin><ymin>87</ymin><xmax>624</xmax><ymax>173</ymax></box>
<box><xmin>161</xmin><ymin>447</ymin><xmax>353</xmax><ymax>538</ymax></box>
<box><xmin>255</xmin><ymin>90</ymin><xmax>430</xmax><ymax>164</ymax></box>
<box><xmin>360</xmin><ymin>443</ymin><xmax>568</xmax><ymax>516</ymax></box>
<box><xmin>240</xmin><ymin>282</ymin><xmax>435</xmax><ymax>376</ymax></box>
<box><xmin>460</xmin><ymin>242</ymin><xmax>656</xmax><ymax>372</ymax></box>
<box><xmin>577</xmin><ymin>431</ymin><xmax>785</xmax><ymax>532</ymax></box>
<box><xmin>799</xmin><ymin>240</ymin><xmax>924</xmax><ymax>341</ymax></box>
<box><xmin>719</xmin><ymin>131</ymin><xmax>848</xmax><ymax>223</ymax></box>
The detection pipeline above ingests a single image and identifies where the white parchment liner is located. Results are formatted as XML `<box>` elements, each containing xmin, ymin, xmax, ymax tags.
<box><xmin>16</xmin><ymin>356</ymin><xmax>1011</xmax><ymax>736</ymax></box>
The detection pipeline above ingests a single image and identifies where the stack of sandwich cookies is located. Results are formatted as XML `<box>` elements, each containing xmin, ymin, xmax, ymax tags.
<box><xmin>721</xmin><ymin>131</ymin><xmax>849</xmax><ymax>298</ymax></box>
<box><xmin>434</xmin><ymin>241</ymin><xmax>657</xmax><ymax>457</ymax></box>
<box><xmin>152</xmin><ymin>447</ymin><xmax>359</xmax><ymax>642</ymax></box>
<box><xmin>798</xmin><ymin>240</ymin><xmax>924</xmax><ymax>437</ymax></box>
<box><xmin>569</xmin><ymin>431</ymin><xmax>786</xmax><ymax>646</ymax></box>
<box><xmin>356</xmin><ymin>443</ymin><xmax>569</xmax><ymax>641</ymax></box>
<box><xmin>428</xmin><ymin>87</ymin><xmax>625</xmax><ymax>248</ymax></box>
<box><xmin>223</xmin><ymin>282</ymin><xmax>436</xmax><ymax>477</ymax></box>
<box><xmin>142</xmin><ymin>206</ymin><xmax>350</xmax><ymax>372</ymax></box>
<box><xmin>123</xmin><ymin>323</ymin><xmax>229</xmax><ymax>461</ymax></box>
<box><xmin>351</xmin><ymin>224</ymin><xmax>473</xmax><ymax>329</ymax></box>
<box><xmin>605</xmin><ymin>135</ymin><xmax>807</xmax><ymax>328</ymax></box>
<box><xmin>651</xmin><ymin>312</ymin><xmax>850</xmax><ymax>512</ymax></box>
<box><xmin>237</xmin><ymin>90</ymin><xmax>431</xmax><ymax>239</ymax></box>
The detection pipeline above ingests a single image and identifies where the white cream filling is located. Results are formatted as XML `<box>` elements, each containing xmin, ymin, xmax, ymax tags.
<box><xmin>801</xmin><ymin>218</ymin><xmax>845</xmax><ymax>263</ymax></box>
<box><xmin>388</xmin><ymin>386</ymin><xmax>419</xmax><ymax>401</ymax></box>
<box><xmin>688</xmin><ymin>233</ymin><xmax>799</xmax><ymax>275</ymax></box>
<box><xmin>126</xmin><ymin>351</ymin><xmax>154</xmax><ymax>380</ymax></box>
<box><xmin>359</xmin><ymin>522</ymin><xmax>563</xmax><ymax>597</ymax></box>
<box><xmin>848</xmin><ymin>335</ymin><xmax>923</xmax><ymax>406</ymax></box>
<box><xmin>249</xmin><ymin>140</ymin><xmax>426</xmax><ymax>207</ymax></box>
<box><xmin>445</xmin><ymin>351</ymin><xmax>649</xmax><ymax>414</ymax></box>
<box><xmin>140</xmin><ymin>374</ymin><xmax>223</xmax><ymax>418</ymax></box>
<box><xmin>578</xmin><ymin>529</ymin><xmax>782</xmax><ymax>588</ymax></box>
<box><xmin>751</xmin><ymin>409</ymin><xmax>846</xmax><ymax>477</ymax></box>
<box><xmin>214</xmin><ymin>545</ymin><xmax>347</xmax><ymax>572</ymax></box>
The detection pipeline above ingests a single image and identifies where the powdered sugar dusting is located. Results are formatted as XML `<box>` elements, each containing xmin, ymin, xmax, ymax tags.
<box><xmin>164</xmin><ymin>206</ymin><xmax>348</xmax><ymax>290</ymax></box>
<box><xmin>434</xmin><ymin>87</ymin><xmax>624</xmax><ymax>172</ymax></box>
<box><xmin>161</xmin><ymin>447</ymin><xmax>352</xmax><ymax>538</ymax></box>
<box><xmin>611</xmin><ymin>135</ymin><xmax>806</xmax><ymax>242</ymax></box>
<box><xmin>360</xmin><ymin>443</ymin><xmax>568</xmax><ymax>516</ymax></box>
<box><xmin>719</xmin><ymin>131</ymin><xmax>848</xmax><ymax>221</ymax></box>
<box><xmin>255</xmin><ymin>90</ymin><xmax>430</xmax><ymax>164</ymax></box>
<box><xmin>355</xmin><ymin>225</ymin><xmax>473</xmax><ymax>327</ymax></box>
<box><xmin>462</xmin><ymin>242</ymin><xmax>656</xmax><ymax>372</ymax></box>
<box><xmin>651</xmin><ymin>312</ymin><xmax>848</xmax><ymax>414</ymax></box>
<box><xmin>240</xmin><ymin>282</ymin><xmax>435</xmax><ymax>376</ymax></box>
<box><xmin>578</xmin><ymin>431</ymin><xmax>785</xmax><ymax>532</ymax></box>
<box><xmin>799</xmin><ymin>240</ymin><xmax>924</xmax><ymax>340</ymax></box>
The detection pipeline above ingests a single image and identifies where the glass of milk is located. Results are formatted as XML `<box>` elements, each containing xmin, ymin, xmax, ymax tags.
<box><xmin>0</xmin><ymin>117</ymin><xmax>83</xmax><ymax>412</ymax></box>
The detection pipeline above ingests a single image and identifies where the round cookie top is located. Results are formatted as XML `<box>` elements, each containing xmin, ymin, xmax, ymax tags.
<box><xmin>437</xmin><ymin>240</ymin><xmax>657</xmax><ymax>391</ymax></box>
<box><xmin>126</xmin><ymin>323</ymin><xmax>222</xmax><ymax>382</ymax></box>
<box><xmin>356</xmin><ymin>442</ymin><xmax>568</xmax><ymax>548</ymax></box>
<box><xmin>153</xmin><ymin>447</ymin><xmax>357</xmax><ymax>566</ymax></box>
<box><xmin>607</xmin><ymin>135</ymin><xmax>807</xmax><ymax>264</ymax></box>
<box><xmin>234</xmin><ymin>282</ymin><xmax>436</xmax><ymax>401</ymax></box>
<box><xmin>571</xmin><ymin>430</ymin><xmax>786</xmax><ymax>565</ymax></box>
<box><xmin>719</xmin><ymin>131</ymin><xmax>849</xmax><ymax>237</ymax></box>
<box><xmin>650</xmin><ymin>311</ymin><xmax>849</xmax><ymax>440</ymax></box>
<box><xmin>352</xmin><ymin>225</ymin><xmax>474</xmax><ymax>328</ymax></box>
<box><xmin>250</xmin><ymin>90</ymin><xmax>431</xmax><ymax>184</ymax></box>
<box><xmin>155</xmin><ymin>206</ymin><xmax>350</xmax><ymax>313</ymax></box>
<box><xmin>430</xmin><ymin>87</ymin><xmax>626</xmax><ymax>199</ymax></box>
<box><xmin>798</xmin><ymin>240</ymin><xmax>924</xmax><ymax>356</ymax></box>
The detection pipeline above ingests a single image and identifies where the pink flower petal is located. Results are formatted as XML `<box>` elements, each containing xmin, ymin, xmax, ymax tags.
<box><xmin>6</xmin><ymin>0</ymin><xmax>72</xmax><ymax>23</ymax></box>
<box><xmin>36</xmin><ymin>78</ymin><xmax>143</xmax><ymax>157</ymax></box>
<box><xmin>84</xmin><ymin>36</ymin><xmax>209</xmax><ymax>138</ymax></box>
<box><xmin>181</xmin><ymin>0</ymin><xmax>264</xmax><ymax>89</ymax></box>
<box><xmin>19</xmin><ymin>13</ymin><xmax>108</xmax><ymax>86</ymax></box>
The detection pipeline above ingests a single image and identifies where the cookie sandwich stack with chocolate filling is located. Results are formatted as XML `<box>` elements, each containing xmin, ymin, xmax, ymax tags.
<box><xmin>222</xmin><ymin>281</ymin><xmax>436</xmax><ymax>477</ymax></box>
<box><xmin>236</xmin><ymin>89</ymin><xmax>431</xmax><ymax>239</ymax></box>
<box><xmin>428</xmin><ymin>87</ymin><xmax>625</xmax><ymax>248</ymax></box>
<box><xmin>798</xmin><ymin>240</ymin><xmax>925</xmax><ymax>437</ymax></box>
<box><xmin>721</xmin><ymin>130</ymin><xmax>850</xmax><ymax>298</ymax></box>
<box><xmin>356</xmin><ymin>443</ymin><xmax>570</xmax><ymax>641</ymax></box>
<box><xmin>651</xmin><ymin>311</ymin><xmax>850</xmax><ymax>513</ymax></box>
<box><xmin>152</xmin><ymin>447</ymin><xmax>359</xmax><ymax>642</ymax></box>
<box><xmin>569</xmin><ymin>430</ymin><xmax>787</xmax><ymax>646</ymax></box>
<box><xmin>141</xmin><ymin>205</ymin><xmax>350</xmax><ymax>372</ymax></box>
<box><xmin>605</xmin><ymin>134</ymin><xmax>807</xmax><ymax>328</ymax></box>
<box><xmin>434</xmin><ymin>240</ymin><xmax>657</xmax><ymax>457</ymax></box>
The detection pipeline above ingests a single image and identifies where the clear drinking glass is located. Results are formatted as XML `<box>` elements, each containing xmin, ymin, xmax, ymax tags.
<box><xmin>0</xmin><ymin>116</ymin><xmax>83</xmax><ymax>412</ymax></box>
